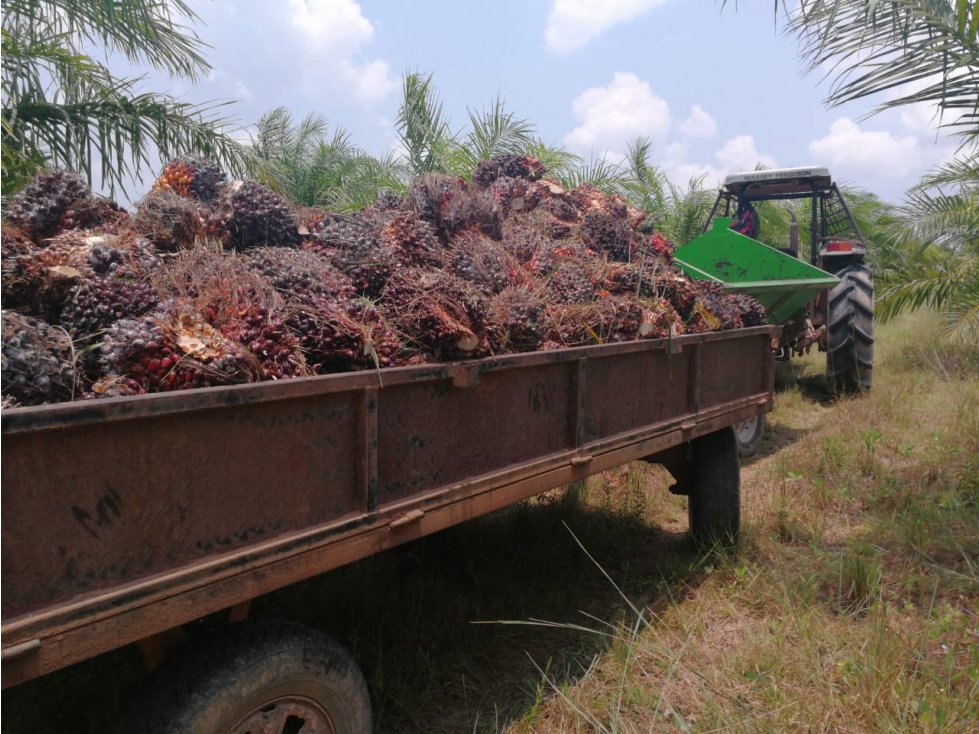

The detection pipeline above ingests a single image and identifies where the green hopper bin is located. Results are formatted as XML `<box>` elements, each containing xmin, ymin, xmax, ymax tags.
<box><xmin>673</xmin><ymin>217</ymin><xmax>840</xmax><ymax>324</ymax></box>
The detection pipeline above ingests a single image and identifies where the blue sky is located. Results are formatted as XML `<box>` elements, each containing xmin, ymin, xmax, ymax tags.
<box><xmin>119</xmin><ymin>0</ymin><xmax>959</xmax><ymax>203</ymax></box>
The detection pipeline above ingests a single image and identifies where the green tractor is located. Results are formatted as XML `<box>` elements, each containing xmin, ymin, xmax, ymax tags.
<box><xmin>673</xmin><ymin>166</ymin><xmax>874</xmax><ymax>456</ymax></box>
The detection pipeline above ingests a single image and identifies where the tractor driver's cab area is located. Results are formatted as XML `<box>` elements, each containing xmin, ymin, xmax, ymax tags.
<box><xmin>703</xmin><ymin>166</ymin><xmax>868</xmax><ymax>275</ymax></box>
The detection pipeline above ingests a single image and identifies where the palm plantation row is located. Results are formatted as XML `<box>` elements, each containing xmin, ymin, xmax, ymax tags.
<box><xmin>2</xmin><ymin>1</ymin><xmax>977</xmax><ymax>339</ymax></box>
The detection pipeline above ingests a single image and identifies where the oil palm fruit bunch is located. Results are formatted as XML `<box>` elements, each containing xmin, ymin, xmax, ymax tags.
<box><xmin>448</xmin><ymin>231</ymin><xmax>518</xmax><ymax>295</ymax></box>
<box><xmin>1</xmin><ymin>310</ymin><xmax>78</xmax><ymax>406</ymax></box>
<box><xmin>380</xmin><ymin>269</ymin><xmax>488</xmax><ymax>359</ymax></box>
<box><xmin>603</xmin><ymin>261</ymin><xmax>658</xmax><ymax>298</ymax></box>
<box><xmin>60</xmin><ymin>196</ymin><xmax>129</xmax><ymax>232</ymax></box>
<box><xmin>581</xmin><ymin>208</ymin><xmax>635</xmax><ymax>261</ymax></box>
<box><xmin>690</xmin><ymin>281</ymin><xmax>743</xmax><ymax>331</ymax></box>
<box><xmin>487</xmin><ymin>286</ymin><xmax>545</xmax><ymax>353</ymax></box>
<box><xmin>656</xmin><ymin>273</ymin><xmax>699</xmax><ymax>321</ymax></box>
<box><xmin>1</xmin><ymin>234</ymin><xmax>95</xmax><ymax>321</ymax></box>
<box><xmin>728</xmin><ymin>293</ymin><xmax>768</xmax><ymax>327</ymax></box>
<box><xmin>380</xmin><ymin>212</ymin><xmax>444</xmax><ymax>268</ymax></box>
<box><xmin>315</xmin><ymin>215</ymin><xmax>398</xmax><ymax>299</ymax></box>
<box><xmin>471</xmin><ymin>155</ymin><xmax>545</xmax><ymax>188</ymax></box>
<box><xmin>62</xmin><ymin>271</ymin><xmax>160</xmax><ymax>340</ymax></box>
<box><xmin>220</xmin><ymin>304</ymin><xmax>306</xmax><ymax>380</ymax></box>
<box><xmin>246</xmin><ymin>247</ymin><xmax>355</xmax><ymax>305</ymax></box>
<box><xmin>134</xmin><ymin>190</ymin><xmax>207</xmax><ymax>251</ymax></box>
<box><xmin>216</xmin><ymin>181</ymin><xmax>300</xmax><ymax>251</ymax></box>
<box><xmin>152</xmin><ymin>157</ymin><xmax>227</xmax><ymax>202</ymax></box>
<box><xmin>6</xmin><ymin>170</ymin><xmax>92</xmax><ymax>241</ymax></box>
<box><xmin>100</xmin><ymin>308</ymin><xmax>260</xmax><ymax>393</ymax></box>
<box><xmin>544</xmin><ymin>253</ymin><xmax>605</xmax><ymax>304</ymax></box>
<box><xmin>288</xmin><ymin>296</ymin><xmax>400</xmax><ymax>372</ymax></box>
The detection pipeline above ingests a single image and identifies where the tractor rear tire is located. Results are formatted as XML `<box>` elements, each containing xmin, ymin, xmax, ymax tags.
<box><xmin>826</xmin><ymin>263</ymin><xmax>874</xmax><ymax>394</ymax></box>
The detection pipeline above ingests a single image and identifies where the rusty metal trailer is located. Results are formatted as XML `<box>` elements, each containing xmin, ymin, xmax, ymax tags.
<box><xmin>2</xmin><ymin>325</ymin><xmax>776</xmax><ymax>733</ymax></box>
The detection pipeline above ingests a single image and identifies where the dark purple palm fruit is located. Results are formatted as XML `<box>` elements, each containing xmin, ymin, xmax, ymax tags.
<box><xmin>216</xmin><ymin>181</ymin><xmax>301</xmax><ymax>251</ymax></box>
<box><xmin>580</xmin><ymin>208</ymin><xmax>635</xmax><ymax>261</ymax></box>
<box><xmin>691</xmin><ymin>280</ymin><xmax>744</xmax><ymax>331</ymax></box>
<box><xmin>603</xmin><ymin>261</ymin><xmax>661</xmax><ymax>298</ymax></box>
<box><xmin>544</xmin><ymin>253</ymin><xmax>604</xmax><ymax>304</ymax></box>
<box><xmin>100</xmin><ymin>308</ymin><xmax>260</xmax><ymax>393</ymax></box>
<box><xmin>133</xmin><ymin>189</ymin><xmax>207</xmax><ymax>251</ymax></box>
<box><xmin>657</xmin><ymin>273</ymin><xmax>699</xmax><ymax>321</ymax></box>
<box><xmin>315</xmin><ymin>214</ymin><xmax>397</xmax><ymax>299</ymax></box>
<box><xmin>288</xmin><ymin>296</ymin><xmax>400</xmax><ymax>373</ymax></box>
<box><xmin>448</xmin><ymin>230</ymin><xmax>520</xmax><ymax>295</ymax></box>
<box><xmin>1</xmin><ymin>310</ymin><xmax>79</xmax><ymax>406</ymax></box>
<box><xmin>729</xmin><ymin>293</ymin><xmax>768</xmax><ymax>327</ymax></box>
<box><xmin>635</xmin><ymin>232</ymin><xmax>675</xmax><ymax>264</ymax></box>
<box><xmin>499</xmin><ymin>222</ymin><xmax>552</xmax><ymax>268</ymax></box>
<box><xmin>152</xmin><ymin>156</ymin><xmax>227</xmax><ymax>202</ymax></box>
<box><xmin>220</xmin><ymin>304</ymin><xmax>307</xmax><ymax>380</ymax></box>
<box><xmin>380</xmin><ymin>211</ymin><xmax>444</xmax><ymax>268</ymax></box>
<box><xmin>60</xmin><ymin>196</ymin><xmax>129</xmax><ymax>232</ymax></box>
<box><xmin>62</xmin><ymin>271</ymin><xmax>160</xmax><ymax>340</ymax></box>
<box><xmin>410</xmin><ymin>172</ymin><xmax>468</xmax><ymax>225</ymax></box>
<box><xmin>487</xmin><ymin>286</ymin><xmax>545</xmax><ymax>353</ymax></box>
<box><xmin>440</xmin><ymin>187</ymin><xmax>503</xmax><ymax>241</ymax></box>
<box><xmin>6</xmin><ymin>170</ymin><xmax>92</xmax><ymax>241</ymax></box>
<box><xmin>472</xmin><ymin>155</ymin><xmax>546</xmax><ymax>188</ymax></box>
<box><xmin>379</xmin><ymin>269</ymin><xmax>488</xmax><ymax>359</ymax></box>
<box><xmin>245</xmin><ymin>247</ymin><xmax>356</xmax><ymax>306</ymax></box>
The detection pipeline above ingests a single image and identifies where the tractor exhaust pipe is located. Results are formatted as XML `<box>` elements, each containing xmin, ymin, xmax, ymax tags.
<box><xmin>788</xmin><ymin>211</ymin><xmax>799</xmax><ymax>257</ymax></box>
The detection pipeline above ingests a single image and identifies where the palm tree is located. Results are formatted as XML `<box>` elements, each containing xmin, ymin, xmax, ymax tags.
<box><xmin>2</xmin><ymin>0</ymin><xmax>246</xmax><ymax>195</ymax></box>
<box><xmin>248</xmin><ymin>106</ymin><xmax>409</xmax><ymax>213</ymax></box>
<box><xmin>783</xmin><ymin>0</ymin><xmax>979</xmax><ymax>143</ymax></box>
<box><xmin>876</xmin><ymin>156</ymin><xmax>979</xmax><ymax>340</ymax></box>
<box><xmin>765</xmin><ymin>0</ymin><xmax>979</xmax><ymax>338</ymax></box>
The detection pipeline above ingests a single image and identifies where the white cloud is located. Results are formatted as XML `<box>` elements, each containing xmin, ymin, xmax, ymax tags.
<box><xmin>563</xmin><ymin>72</ymin><xmax>671</xmax><ymax>152</ymax></box>
<box><xmin>545</xmin><ymin>0</ymin><xmax>672</xmax><ymax>53</ymax></box>
<box><xmin>286</xmin><ymin>0</ymin><xmax>396</xmax><ymax>104</ymax></box>
<box><xmin>715</xmin><ymin>135</ymin><xmax>777</xmax><ymax>172</ymax></box>
<box><xmin>679</xmin><ymin>104</ymin><xmax>717</xmax><ymax>139</ymax></box>
<box><xmin>809</xmin><ymin>118</ymin><xmax>919</xmax><ymax>177</ymax></box>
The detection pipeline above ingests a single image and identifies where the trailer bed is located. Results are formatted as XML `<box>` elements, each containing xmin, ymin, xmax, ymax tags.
<box><xmin>2</xmin><ymin>325</ymin><xmax>776</xmax><ymax>687</ymax></box>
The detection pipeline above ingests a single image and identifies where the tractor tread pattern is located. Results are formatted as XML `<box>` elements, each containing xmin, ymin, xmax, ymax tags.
<box><xmin>826</xmin><ymin>263</ymin><xmax>874</xmax><ymax>394</ymax></box>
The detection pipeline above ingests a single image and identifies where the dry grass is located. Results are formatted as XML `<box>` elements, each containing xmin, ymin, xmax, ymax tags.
<box><xmin>498</xmin><ymin>311</ymin><xmax>979</xmax><ymax>734</ymax></box>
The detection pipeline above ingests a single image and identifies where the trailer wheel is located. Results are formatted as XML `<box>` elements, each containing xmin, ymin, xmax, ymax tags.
<box><xmin>121</xmin><ymin>620</ymin><xmax>371</xmax><ymax>734</ymax></box>
<box><xmin>688</xmin><ymin>427</ymin><xmax>741</xmax><ymax>545</ymax></box>
<box><xmin>826</xmin><ymin>263</ymin><xmax>874</xmax><ymax>394</ymax></box>
<box><xmin>733</xmin><ymin>414</ymin><xmax>765</xmax><ymax>458</ymax></box>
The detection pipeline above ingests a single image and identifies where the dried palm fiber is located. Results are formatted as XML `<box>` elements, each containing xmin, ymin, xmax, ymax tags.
<box><xmin>544</xmin><ymin>295</ymin><xmax>681</xmax><ymax>347</ymax></box>
<box><xmin>150</xmin><ymin>249</ymin><xmax>283</xmax><ymax>328</ymax></box>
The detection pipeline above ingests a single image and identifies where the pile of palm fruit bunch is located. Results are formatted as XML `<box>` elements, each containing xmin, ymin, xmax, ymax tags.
<box><xmin>1</xmin><ymin>155</ymin><xmax>766</xmax><ymax>407</ymax></box>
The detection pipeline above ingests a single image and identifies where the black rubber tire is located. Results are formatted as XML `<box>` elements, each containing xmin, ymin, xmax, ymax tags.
<box><xmin>119</xmin><ymin>620</ymin><xmax>371</xmax><ymax>734</ymax></box>
<box><xmin>733</xmin><ymin>414</ymin><xmax>766</xmax><ymax>458</ymax></box>
<box><xmin>688</xmin><ymin>427</ymin><xmax>741</xmax><ymax>545</ymax></box>
<box><xmin>826</xmin><ymin>263</ymin><xmax>874</xmax><ymax>394</ymax></box>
